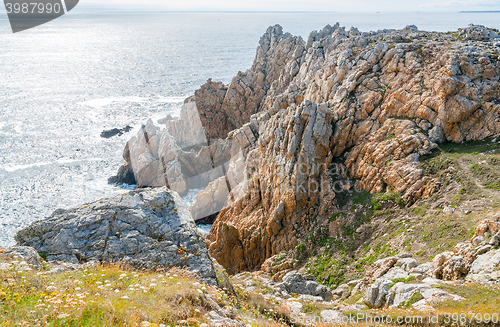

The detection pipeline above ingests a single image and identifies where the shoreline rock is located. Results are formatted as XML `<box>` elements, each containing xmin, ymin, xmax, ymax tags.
<box><xmin>15</xmin><ymin>187</ymin><xmax>216</xmax><ymax>285</ymax></box>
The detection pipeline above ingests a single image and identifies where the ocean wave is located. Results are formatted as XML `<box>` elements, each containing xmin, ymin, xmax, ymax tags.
<box><xmin>2</xmin><ymin>157</ymin><xmax>107</xmax><ymax>172</ymax></box>
<box><xmin>78</xmin><ymin>96</ymin><xmax>187</xmax><ymax>109</ymax></box>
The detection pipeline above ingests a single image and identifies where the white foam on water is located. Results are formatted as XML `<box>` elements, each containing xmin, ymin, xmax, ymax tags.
<box><xmin>79</xmin><ymin>96</ymin><xmax>187</xmax><ymax>109</ymax></box>
<box><xmin>181</xmin><ymin>188</ymin><xmax>202</xmax><ymax>208</ymax></box>
<box><xmin>2</xmin><ymin>162</ymin><xmax>52</xmax><ymax>172</ymax></box>
<box><xmin>2</xmin><ymin>157</ymin><xmax>107</xmax><ymax>172</ymax></box>
<box><xmin>155</xmin><ymin>96</ymin><xmax>187</xmax><ymax>103</ymax></box>
<box><xmin>78</xmin><ymin>96</ymin><xmax>149</xmax><ymax>108</ymax></box>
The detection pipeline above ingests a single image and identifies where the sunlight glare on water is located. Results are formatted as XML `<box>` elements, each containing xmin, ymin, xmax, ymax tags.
<box><xmin>1</xmin><ymin>12</ymin><xmax>499</xmax><ymax>245</ymax></box>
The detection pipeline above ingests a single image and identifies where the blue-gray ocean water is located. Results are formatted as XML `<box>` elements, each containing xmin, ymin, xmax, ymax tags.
<box><xmin>1</xmin><ymin>12</ymin><xmax>500</xmax><ymax>246</ymax></box>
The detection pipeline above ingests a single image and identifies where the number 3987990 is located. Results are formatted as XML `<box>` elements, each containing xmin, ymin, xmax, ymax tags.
<box><xmin>5</xmin><ymin>2</ymin><xmax>62</xmax><ymax>14</ymax></box>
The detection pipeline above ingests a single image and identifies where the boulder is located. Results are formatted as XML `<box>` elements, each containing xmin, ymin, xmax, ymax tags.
<box><xmin>384</xmin><ymin>267</ymin><xmax>409</xmax><ymax>280</ymax></box>
<box><xmin>459</xmin><ymin>24</ymin><xmax>499</xmax><ymax>40</ymax></box>
<box><xmin>277</xmin><ymin>271</ymin><xmax>333</xmax><ymax>301</ymax></box>
<box><xmin>410</xmin><ymin>262</ymin><xmax>433</xmax><ymax>277</ymax></box>
<box><xmin>15</xmin><ymin>187</ymin><xmax>216</xmax><ymax>285</ymax></box>
<box><xmin>388</xmin><ymin>283</ymin><xmax>428</xmax><ymax>307</ymax></box>
<box><xmin>466</xmin><ymin>249</ymin><xmax>500</xmax><ymax>284</ymax></box>
<box><xmin>432</xmin><ymin>252</ymin><xmax>453</xmax><ymax>269</ymax></box>
<box><xmin>490</xmin><ymin>231</ymin><xmax>500</xmax><ymax>246</ymax></box>
<box><xmin>364</xmin><ymin>257</ymin><xmax>397</xmax><ymax>284</ymax></box>
<box><xmin>435</xmin><ymin>256</ymin><xmax>469</xmax><ymax>281</ymax></box>
<box><xmin>363</xmin><ymin>278</ymin><xmax>392</xmax><ymax>309</ymax></box>
<box><xmin>391</xmin><ymin>285</ymin><xmax>464</xmax><ymax>311</ymax></box>
<box><xmin>397</xmin><ymin>258</ymin><xmax>419</xmax><ymax>272</ymax></box>
<box><xmin>472</xmin><ymin>218</ymin><xmax>500</xmax><ymax>244</ymax></box>
<box><xmin>476</xmin><ymin>244</ymin><xmax>493</xmax><ymax>255</ymax></box>
<box><xmin>208</xmin><ymin>311</ymin><xmax>244</xmax><ymax>327</ymax></box>
<box><xmin>332</xmin><ymin>284</ymin><xmax>351</xmax><ymax>301</ymax></box>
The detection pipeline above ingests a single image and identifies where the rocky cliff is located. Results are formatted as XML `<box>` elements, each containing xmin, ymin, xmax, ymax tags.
<box><xmin>114</xmin><ymin>23</ymin><xmax>500</xmax><ymax>274</ymax></box>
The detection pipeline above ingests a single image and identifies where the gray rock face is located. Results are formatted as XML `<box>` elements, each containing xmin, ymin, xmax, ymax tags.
<box><xmin>363</xmin><ymin>279</ymin><xmax>392</xmax><ymax>309</ymax></box>
<box><xmin>428</xmin><ymin>125</ymin><xmax>445</xmax><ymax>144</ymax></box>
<box><xmin>410</xmin><ymin>262</ymin><xmax>433</xmax><ymax>277</ymax></box>
<box><xmin>388</xmin><ymin>283</ymin><xmax>428</xmax><ymax>307</ymax></box>
<box><xmin>397</xmin><ymin>258</ymin><xmax>419</xmax><ymax>272</ymax></box>
<box><xmin>15</xmin><ymin>187</ymin><xmax>216</xmax><ymax>284</ymax></box>
<box><xmin>490</xmin><ymin>231</ymin><xmax>500</xmax><ymax>246</ymax></box>
<box><xmin>277</xmin><ymin>271</ymin><xmax>333</xmax><ymax>301</ymax></box>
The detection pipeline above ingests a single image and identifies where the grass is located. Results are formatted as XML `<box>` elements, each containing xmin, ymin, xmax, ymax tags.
<box><xmin>389</xmin><ymin>276</ymin><xmax>417</xmax><ymax>289</ymax></box>
<box><xmin>436</xmin><ymin>284</ymin><xmax>500</xmax><ymax>314</ymax></box>
<box><xmin>470</xmin><ymin>162</ymin><xmax>500</xmax><ymax>190</ymax></box>
<box><xmin>0</xmin><ymin>257</ymin><xmax>297</xmax><ymax>327</ymax></box>
<box><xmin>300</xmin><ymin>139</ymin><xmax>500</xmax><ymax>291</ymax></box>
<box><xmin>0</xmin><ymin>261</ymin><xmax>209</xmax><ymax>327</ymax></box>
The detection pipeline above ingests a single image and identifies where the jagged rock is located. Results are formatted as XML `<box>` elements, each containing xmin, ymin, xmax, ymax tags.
<box><xmin>490</xmin><ymin>231</ymin><xmax>500</xmax><ymax>246</ymax></box>
<box><xmin>208</xmin><ymin>223</ymin><xmax>246</xmax><ymax>274</ymax></box>
<box><xmin>364</xmin><ymin>257</ymin><xmax>397</xmax><ymax>284</ymax></box>
<box><xmin>15</xmin><ymin>187</ymin><xmax>216</xmax><ymax>285</ymax></box>
<box><xmin>363</xmin><ymin>278</ymin><xmax>392</xmax><ymax>308</ymax></box>
<box><xmin>472</xmin><ymin>218</ymin><xmax>500</xmax><ymax>244</ymax></box>
<box><xmin>434</xmin><ymin>244</ymin><xmax>476</xmax><ymax>281</ymax></box>
<box><xmin>115</xmin><ymin>23</ymin><xmax>500</xmax><ymax>272</ymax></box>
<box><xmin>209</xmin><ymin>101</ymin><xmax>339</xmax><ymax>270</ymax></box>
<box><xmin>276</xmin><ymin>271</ymin><xmax>333</xmax><ymax>301</ymax></box>
<box><xmin>466</xmin><ymin>249</ymin><xmax>500</xmax><ymax>284</ymax></box>
<box><xmin>459</xmin><ymin>24</ymin><xmax>499</xmax><ymax>40</ymax></box>
<box><xmin>398</xmin><ymin>258</ymin><xmax>419</xmax><ymax>271</ymax></box>
<box><xmin>410</xmin><ymin>262</ymin><xmax>433</xmax><ymax>277</ymax></box>
<box><xmin>100</xmin><ymin>125</ymin><xmax>132</xmax><ymax>139</ymax></box>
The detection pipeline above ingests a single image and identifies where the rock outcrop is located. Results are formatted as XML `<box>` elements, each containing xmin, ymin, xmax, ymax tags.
<box><xmin>15</xmin><ymin>187</ymin><xmax>216</xmax><ymax>284</ymax></box>
<box><xmin>274</xmin><ymin>271</ymin><xmax>333</xmax><ymax>301</ymax></box>
<box><xmin>359</xmin><ymin>216</ymin><xmax>500</xmax><ymax>309</ymax></box>
<box><xmin>115</xmin><ymin>23</ymin><xmax>500</xmax><ymax>272</ymax></box>
<box><xmin>360</xmin><ymin>253</ymin><xmax>464</xmax><ymax>310</ymax></box>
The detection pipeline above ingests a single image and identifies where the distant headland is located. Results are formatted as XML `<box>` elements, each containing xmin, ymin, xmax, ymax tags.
<box><xmin>460</xmin><ymin>11</ymin><xmax>500</xmax><ymax>13</ymax></box>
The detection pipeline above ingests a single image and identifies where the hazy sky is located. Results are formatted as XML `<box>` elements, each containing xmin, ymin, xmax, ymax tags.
<box><xmin>80</xmin><ymin>0</ymin><xmax>500</xmax><ymax>12</ymax></box>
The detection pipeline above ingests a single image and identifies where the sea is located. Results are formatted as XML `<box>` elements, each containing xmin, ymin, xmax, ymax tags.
<box><xmin>1</xmin><ymin>11</ymin><xmax>500</xmax><ymax>246</ymax></box>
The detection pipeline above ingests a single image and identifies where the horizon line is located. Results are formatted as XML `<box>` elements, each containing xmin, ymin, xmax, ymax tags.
<box><xmin>2</xmin><ymin>9</ymin><xmax>500</xmax><ymax>15</ymax></box>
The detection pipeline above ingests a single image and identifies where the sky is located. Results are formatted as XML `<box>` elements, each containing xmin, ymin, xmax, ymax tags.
<box><xmin>79</xmin><ymin>0</ymin><xmax>500</xmax><ymax>12</ymax></box>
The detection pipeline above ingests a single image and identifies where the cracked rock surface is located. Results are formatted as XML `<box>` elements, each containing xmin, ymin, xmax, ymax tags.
<box><xmin>15</xmin><ymin>187</ymin><xmax>216</xmax><ymax>285</ymax></box>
